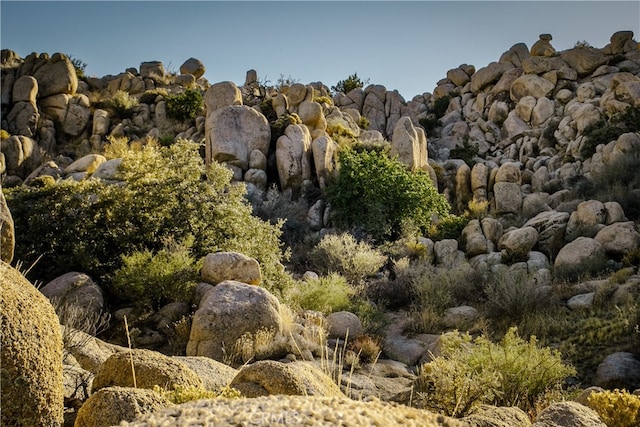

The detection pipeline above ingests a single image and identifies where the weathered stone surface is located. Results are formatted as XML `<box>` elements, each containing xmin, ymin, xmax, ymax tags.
<box><xmin>63</xmin><ymin>94</ymin><xmax>91</xmax><ymax>136</ymax></box>
<box><xmin>92</xmin><ymin>348</ymin><xmax>203</xmax><ymax>392</ymax></box>
<box><xmin>230</xmin><ymin>361</ymin><xmax>342</xmax><ymax>397</ymax></box>
<box><xmin>510</xmin><ymin>74</ymin><xmax>555</xmax><ymax>101</ymax></box>
<box><xmin>92</xmin><ymin>109</ymin><xmax>110</xmax><ymax>136</ymax></box>
<box><xmin>201</xmin><ymin>251</ymin><xmax>261</xmax><ymax>285</ymax></box>
<box><xmin>363</xmin><ymin>85</ymin><xmax>387</xmax><ymax>133</ymax></box>
<box><xmin>494</xmin><ymin>182</ymin><xmax>522</xmax><ymax>214</ymax></box>
<box><xmin>610</xmin><ymin>30</ymin><xmax>636</xmax><ymax>54</ymax></box>
<box><xmin>64</xmin><ymin>153</ymin><xmax>107</xmax><ymax>175</ymax></box>
<box><xmin>499</xmin><ymin>226</ymin><xmax>538</xmax><ymax>262</ymax></box>
<box><xmin>92</xmin><ymin>158</ymin><xmax>122</xmax><ymax>180</ymax></box>
<box><xmin>470</xmin><ymin>62</ymin><xmax>507</xmax><ymax>93</ymax></box>
<box><xmin>74</xmin><ymin>386</ymin><xmax>170</xmax><ymax>427</ymax></box>
<box><xmin>276</xmin><ymin>123</ymin><xmax>312</xmax><ymax>193</ymax></box>
<box><xmin>495</xmin><ymin>162</ymin><xmax>521</xmax><ymax>183</ymax></box>
<box><xmin>499</xmin><ymin>42</ymin><xmax>530</xmax><ymax>67</ymax></box>
<box><xmin>205</xmin><ymin>105</ymin><xmax>270</xmax><ymax>169</ymax></box>
<box><xmin>554</xmin><ymin>237</ymin><xmax>607</xmax><ymax>279</ymax></box>
<box><xmin>179</xmin><ymin>57</ymin><xmax>205</xmax><ymax>79</ymax></box>
<box><xmin>1</xmin><ymin>135</ymin><xmax>41</xmax><ymax>177</ymax></box>
<box><xmin>464</xmin><ymin>404</ymin><xmax>532</xmax><ymax>427</ymax></box>
<box><xmin>12</xmin><ymin>75</ymin><xmax>37</xmax><ymax>103</ymax></box>
<box><xmin>7</xmin><ymin>101</ymin><xmax>39</xmax><ymax>137</ymax></box>
<box><xmin>502</xmin><ymin>111</ymin><xmax>530</xmax><ymax>140</ymax></box>
<box><xmin>567</xmin><ymin>292</ymin><xmax>595</xmax><ymax>310</ymax></box>
<box><xmin>40</xmin><ymin>271</ymin><xmax>105</xmax><ymax>317</ymax></box>
<box><xmin>441</xmin><ymin>305</ymin><xmax>479</xmax><ymax>329</ymax></box>
<box><xmin>447</xmin><ymin>67</ymin><xmax>471</xmax><ymax>87</ymax></box>
<box><xmin>461</xmin><ymin>219</ymin><xmax>489</xmax><ymax>257</ymax></box>
<box><xmin>204</xmin><ymin>81</ymin><xmax>242</xmax><ymax>112</ymax></box>
<box><xmin>187</xmin><ymin>281</ymin><xmax>283</xmax><ymax>361</ymax></box>
<box><xmin>561</xmin><ymin>48</ymin><xmax>609</xmax><ymax>76</ymax></box>
<box><xmin>434</xmin><ymin>239</ymin><xmax>461</xmax><ymax>266</ymax></box>
<box><xmin>298</xmin><ymin>100</ymin><xmax>325</xmax><ymax>131</ymax></box>
<box><xmin>391</xmin><ymin>116</ymin><xmax>427</xmax><ymax>170</ymax></box>
<box><xmin>0</xmin><ymin>186</ymin><xmax>15</xmax><ymax>263</ymax></box>
<box><xmin>32</xmin><ymin>53</ymin><xmax>78</xmax><ymax>97</ymax></box>
<box><xmin>174</xmin><ymin>356</ymin><xmax>238</xmax><ymax>391</ymax></box>
<box><xmin>533</xmin><ymin>401</ymin><xmax>605</xmax><ymax>427</ymax></box>
<box><xmin>565</xmin><ymin>200</ymin><xmax>607</xmax><ymax>241</ymax></box>
<box><xmin>594</xmin><ymin>221</ymin><xmax>640</xmax><ymax>257</ymax></box>
<box><xmin>1</xmin><ymin>262</ymin><xmax>64</xmax><ymax>427</ymax></box>
<box><xmin>311</xmin><ymin>135</ymin><xmax>337</xmax><ymax>190</ymax></box>
<box><xmin>139</xmin><ymin>61</ymin><xmax>165</xmax><ymax>80</ymax></box>
<box><xmin>325</xmin><ymin>311</ymin><xmax>363</xmax><ymax>340</ymax></box>
<box><xmin>594</xmin><ymin>352</ymin><xmax>640</xmax><ymax>391</ymax></box>
<box><xmin>530</xmin><ymin>34</ymin><xmax>556</xmax><ymax>57</ymax></box>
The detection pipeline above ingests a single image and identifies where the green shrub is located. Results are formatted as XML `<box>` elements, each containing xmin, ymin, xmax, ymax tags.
<box><xmin>109</xmin><ymin>90</ymin><xmax>139</xmax><ymax>119</ymax></box>
<box><xmin>417</xmin><ymin>327</ymin><xmax>576</xmax><ymax>417</ymax></box>
<box><xmin>288</xmin><ymin>273</ymin><xmax>352</xmax><ymax>314</ymax></box>
<box><xmin>112</xmin><ymin>237</ymin><xmax>199</xmax><ymax>310</ymax></box>
<box><xmin>0</xmin><ymin>129</ymin><xmax>10</xmax><ymax>140</ymax></box>
<box><xmin>587</xmin><ymin>389</ymin><xmax>640</xmax><ymax>427</ymax></box>
<box><xmin>165</xmin><ymin>89</ymin><xmax>204</xmax><ymax>122</ymax></box>
<box><xmin>428</xmin><ymin>215</ymin><xmax>469</xmax><ymax>241</ymax></box>
<box><xmin>139</xmin><ymin>88</ymin><xmax>168</xmax><ymax>105</ymax></box>
<box><xmin>153</xmin><ymin>385</ymin><xmax>241</xmax><ymax>404</ymax></box>
<box><xmin>309</xmin><ymin>233</ymin><xmax>386</xmax><ymax>286</ymax></box>
<box><xmin>450</xmin><ymin>138</ymin><xmax>479</xmax><ymax>167</ymax></box>
<box><xmin>68</xmin><ymin>54</ymin><xmax>87</xmax><ymax>79</ymax></box>
<box><xmin>5</xmin><ymin>139</ymin><xmax>290</xmax><ymax>299</ymax></box>
<box><xmin>419</xmin><ymin>116</ymin><xmax>441</xmax><ymax>136</ymax></box>
<box><xmin>581</xmin><ymin>106</ymin><xmax>640</xmax><ymax>159</ymax></box>
<box><xmin>358</xmin><ymin>116</ymin><xmax>370</xmax><ymax>130</ymax></box>
<box><xmin>331</xmin><ymin>73</ymin><xmax>369</xmax><ymax>95</ymax></box>
<box><xmin>327</xmin><ymin>148</ymin><xmax>451</xmax><ymax>241</ymax></box>
<box><xmin>432</xmin><ymin>95</ymin><xmax>452</xmax><ymax>119</ymax></box>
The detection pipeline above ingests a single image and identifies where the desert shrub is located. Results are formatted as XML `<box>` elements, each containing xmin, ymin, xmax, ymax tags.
<box><xmin>112</xmin><ymin>237</ymin><xmax>199</xmax><ymax>310</ymax></box>
<box><xmin>269</xmin><ymin>113</ymin><xmax>302</xmax><ymax>143</ymax></box>
<box><xmin>275</xmin><ymin>74</ymin><xmax>300</xmax><ymax>91</ymax></box>
<box><xmin>331</xmin><ymin>73</ymin><xmax>369</xmax><ymax>95</ymax></box>
<box><xmin>623</xmin><ymin>247</ymin><xmax>640</xmax><ymax>267</ymax></box>
<box><xmin>165</xmin><ymin>314</ymin><xmax>193</xmax><ymax>356</ymax></box>
<box><xmin>153</xmin><ymin>385</ymin><xmax>241</xmax><ymax>403</ymax></box>
<box><xmin>288</xmin><ymin>273</ymin><xmax>352</xmax><ymax>314</ymax></box>
<box><xmin>580</xmin><ymin>106</ymin><xmax>640</xmax><ymax>158</ymax></box>
<box><xmin>68</xmin><ymin>54</ymin><xmax>87</xmax><ymax>79</ymax></box>
<box><xmin>5</xmin><ymin>139</ymin><xmax>290</xmax><ymax>299</ymax></box>
<box><xmin>327</xmin><ymin>147</ymin><xmax>451</xmax><ymax>241</ymax></box>
<box><xmin>587</xmin><ymin>389</ymin><xmax>640</xmax><ymax>427</ymax></box>
<box><xmin>0</xmin><ymin>129</ymin><xmax>10</xmax><ymax>140</ymax></box>
<box><xmin>309</xmin><ymin>233</ymin><xmax>386</xmax><ymax>286</ymax></box>
<box><xmin>326</xmin><ymin>119</ymin><xmax>358</xmax><ymax>149</ymax></box>
<box><xmin>165</xmin><ymin>88</ymin><xmax>203</xmax><ymax>122</ymax></box>
<box><xmin>313</xmin><ymin>95</ymin><xmax>333</xmax><ymax>106</ymax></box>
<box><xmin>349</xmin><ymin>335</ymin><xmax>381</xmax><ymax>363</ymax></box>
<box><xmin>428</xmin><ymin>214</ymin><xmax>469</xmax><ymax>241</ymax></box>
<box><xmin>358</xmin><ymin>116</ymin><xmax>370</xmax><ymax>130</ymax></box>
<box><xmin>465</xmin><ymin>198</ymin><xmax>489</xmax><ymax>220</ymax></box>
<box><xmin>419</xmin><ymin>115</ymin><xmax>441</xmax><ymax>136</ymax></box>
<box><xmin>432</xmin><ymin>95</ymin><xmax>452</xmax><ymax>118</ymax></box>
<box><xmin>109</xmin><ymin>90</ymin><xmax>139</xmax><ymax>119</ymax></box>
<box><xmin>139</xmin><ymin>88</ymin><xmax>168</xmax><ymax>105</ymax></box>
<box><xmin>417</xmin><ymin>328</ymin><xmax>576</xmax><ymax>417</ymax></box>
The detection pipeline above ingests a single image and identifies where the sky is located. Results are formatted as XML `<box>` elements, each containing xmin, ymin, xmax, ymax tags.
<box><xmin>1</xmin><ymin>1</ymin><xmax>639</xmax><ymax>101</ymax></box>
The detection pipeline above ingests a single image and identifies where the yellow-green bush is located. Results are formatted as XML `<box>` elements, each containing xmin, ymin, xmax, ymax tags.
<box><xmin>109</xmin><ymin>90</ymin><xmax>139</xmax><ymax>119</ymax></box>
<box><xmin>153</xmin><ymin>385</ymin><xmax>241</xmax><ymax>404</ymax></box>
<box><xmin>417</xmin><ymin>327</ymin><xmax>576</xmax><ymax>417</ymax></box>
<box><xmin>309</xmin><ymin>232</ymin><xmax>386</xmax><ymax>286</ymax></box>
<box><xmin>587</xmin><ymin>389</ymin><xmax>640</xmax><ymax>427</ymax></box>
<box><xmin>288</xmin><ymin>273</ymin><xmax>352</xmax><ymax>314</ymax></box>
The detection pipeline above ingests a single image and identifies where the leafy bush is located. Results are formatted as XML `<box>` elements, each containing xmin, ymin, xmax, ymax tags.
<box><xmin>112</xmin><ymin>237</ymin><xmax>199</xmax><ymax>310</ymax></box>
<box><xmin>349</xmin><ymin>335</ymin><xmax>381</xmax><ymax>363</ymax></box>
<box><xmin>109</xmin><ymin>90</ymin><xmax>139</xmax><ymax>119</ymax></box>
<box><xmin>419</xmin><ymin>116</ymin><xmax>441</xmax><ymax>136</ymax></box>
<box><xmin>309</xmin><ymin>233</ymin><xmax>387</xmax><ymax>286</ymax></box>
<box><xmin>327</xmin><ymin>148</ymin><xmax>451</xmax><ymax>241</ymax></box>
<box><xmin>580</xmin><ymin>107</ymin><xmax>640</xmax><ymax>158</ymax></box>
<box><xmin>587</xmin><ymin>389</ymin><xmax>640</xmax><ymax>427</ymax></box>
<box><xmin>139</xmin><ymin>88</ymin><xmax>168</xmax><ymax>105</ymax></box>
<box><xmin>165</xmin><ymin>89</ymin><xmax>204</xmax><ymax>122</ymax></box>
<box><xmin>417</xmin><ymin>328</ymin><xmax>576</xmax><ymax>417</ymax></box>
<box><xmin>358</xmin><ymin>116</ymin><xmax>370</xmax><ymax>130</ymax></box>
<box><xmin>331</xmin><ymin>73</ymin><xmax>369</xmax><ymax>95</ymax></box>
<box><xmin>153</xmin><ymin>385</ymin><xmax>241</xmax><ymax>403</ymax></box>
<box><xmin>432</xmin><ymin>95</ymin><xmax>452</xmax><ymax>119</ymax></box>
<box><xmin>5</xmin><ymin>139</ymin><xmax>290</xmax><ymax>299</ymax></box>
<box><xmin>288</xmin><ymin>273</ymin><xmax>352</xmax><ymax>314</ymax></box>
<box><xmin>428</xmin><ymin>215</ymin><xmax>469</xmax><ymax>241</ymax></box>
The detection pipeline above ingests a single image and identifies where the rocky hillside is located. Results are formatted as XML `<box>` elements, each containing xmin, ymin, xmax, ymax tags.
<box><xmin>2</xmin><ymin>30</ymin><xmax>640</xmax><ymax>427</ymax></box>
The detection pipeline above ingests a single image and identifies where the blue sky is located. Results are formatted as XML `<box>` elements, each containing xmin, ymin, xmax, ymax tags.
<box><xmin>2</xmin><ymin>1</ymin><xmax>639</xmax><ymax>100</ymax></box>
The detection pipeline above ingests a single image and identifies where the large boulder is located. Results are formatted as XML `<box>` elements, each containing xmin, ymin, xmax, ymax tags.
<box><xmin>201</xmin><ymin>252</ymin><xmax>261</xmax><ymax>285</ymax></box>
<box><xmin>32</xmin><ymin>52</ymin><xmax>78</xmax><ymax>97</ymax></box>
<box><xmin>121</xmin><ymin>395</ymin><xmax>467</xmax><ymax>427</ymax></box>
<box><xmin>391</xmin><ymin>116</ymin><xmax>428</xmax><ymax>171</ymax></box>
<box><xmin>0</xmin><ymin>185</ymin><xmax>15</xmax><ymax>263</ymax></box>
<box><xmin>74</xmin><ymin>386</ymin><xmax>170</xmax><ymax>427</ymax></box>
<box><xmin>594</xmin><ymin>221</ymin><xmax>640</xmax><ymax>257</ymax></box>
<box><xmin>205</xmin><ymin>105</ymin><xmax>270</xmax><ymax>170</ymax></box>
<box><xmin>230</xmin><ymin>360</ymin><xmax>342</xmax><ymax>397</ymax></box>
<box><xmin>0</xmin><ymin>262</ymin><xmax>64</xmax><ymax>427</ymax></box>
<box><xmin>524</xmin><ymin>211</ymin><xmax>570</xmax><ymax>259</ymax></box>
<box><xmin>532</xmin><ymin>401</ymin><xmax>605</xmax><ymax>427</ymax></box>
<box><xmin>470</xmin><ymin>62</ymin><xmax>508</xmax><ymax>93</ymax></box>
<box><xmin>204</xmin><ymin>81</ymin><xmax>242</xmax><ymax>113</ymax></box>
<box><xmin>173</xmin><ymin>356</ymin><xmax>238</xmax><ymax>391</ymax></box>
<box><xmin>461</xmin><ymin>219</ymin><xmax>489</xmax><ymax>257</ymax></box>
<box><xmin>40</xmin><ymin>272</ymin><xmax>105</xmax><ymax>317</ymax></box>
<box><xmin>499</xmin><ymin>226</ymin><xmax>539</xmax><ymax>262</ymax></box>
<box><xmin>464</xmin><ymin>404</ymin><xmax>532</xmax><ymax>427</ymax></box>
<box><xmin>554</xmin><ymin>237</ymin><xmax>607</xmax><ymax>279</ymax></box>
<box><xmin>187</xmin><ymin>281</ymin><xmax>283</xmax><ymax>361</ymax></box>
<box><xmin>565</xmin><ymin>200</ymin><xmax>607</xmax><ymax>241</ymax></box>
<box><xmin>12</xmin><ymin>75</ymin><xmax>38</xmax><ymax>103</ymax></box>
<box><xmin>64</xmin><ymin>329</ymin><xmax>127</xmax><ymax>374</ymax></box>
<box><xmin>311</xmin><ymin>135</ymin><xmax>338</xmax><ymax>190</ymax></box>
<box><xmin>561</xmin><ymin>48</ymin><xmax>609</xmax><ymax>76</ymax></box>
<box><xmin>7</xmin><ymin>101</ymin><xmax>39</xmax><ymax>138</ymax></box>
<box><xmin>325</xmin><ymin>311</ymin><xmax>363</xmax><ymax>340</ymax></box>
<box><xmin>530</xmin><ymin>34</ymin><xmax>556</xmax><ymax>57</ymax></box>
<box><xmin>276</xmin><ymin>123</ymin><xmax>313</xmax><ymax>193</ymax></box>
<box><xmin>510</xmin><ymin>74</ymin><xmax>555</xmax><ymax>102</ymax></box>
<box><xmin>494</xmin><ymin>182</ymin><xmax>522</xmax><ymax>215</ymax></box>
<box><xmin>179</xmin><ymin>57</ymin><xmax>206</xmax><ymax>79</ymax></box>
<box><xmin>593</xmin><ymin>352</ymin><xmax>640</xmax><ymax>391</ymax></box>
<box><xmin>91</xmin><ymin>349</ymin><xmax>203</xmax><ymax>392</ymax></box>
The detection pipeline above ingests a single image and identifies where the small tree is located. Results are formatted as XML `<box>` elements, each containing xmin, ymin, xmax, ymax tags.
<box><xmin>331</xmin><ymin>73</ymin><xmax>370</xmax><ymax>95</ymax></box>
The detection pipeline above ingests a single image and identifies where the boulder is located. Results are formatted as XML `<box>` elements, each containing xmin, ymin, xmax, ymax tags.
<box><xmin>64</xmin><ymin>329</ymin><xmax>127</xmax><ymax>374</ymax></box>
<box><xmin>594</xmin><ymin>221</ymin><xmax>640</xmax><ymax>257</ymax></box>
<box><xmin>441</xmin><ymin>305</ymin><xmax>479</xmax><ymax>329</ymax></box>
<box><xmin>470</xmin><ymin>62</ymin><xmax>507</xmax><ymax>93</ymax></box>
<box><xmin>92</xmin><ymin>109</ymin><xmax>110</xmax><ymax>136</ymax></box>
<box><xmin>461</xmin><ymin>219</ymin><xmax>488</xmax><ymax>257</ymax></box>
<box><xmin>530</xmin><ymin>34</ymin><xmax>556</xmax><ymax>57</ymax></box>
<box><xmin>204</xmin><ymin>81</ymin><xmax>242</xmax><ymax>112</ymax></box>
<box><xmin>205</xmin><ymin>105</ymin><xmax>270</xmax><ymax>169</ymax></box>
<box><xmin>32</xmin><ymin>53</ymin><xmax>78</xmax><ymax>97</ymax></box>
<box><xmin>464</xmin><ymin>404</ymin><xmax>532</xmax><ymax>427</ymax></box>
<box><xmin>120</xmin><ymin>395</ymin><xmax>466</xmax><ymax>427</ymax></box>
<box><xmin>7</xmin><ymin>101</ymin><xmax>39</xmax><ymax>137</ymax></box>
<box><xmin>434</xmin><ymin>239</ymin><xmax>462</xmax><ymax>266</ymax></box>
<box><xmin>63</xmin><ymin>363</ymin><xmax>93</xmax><ymax>403</ymax></box>
<box><xmin>12</xmin><ymin>75</ymin><xmax>38</xmax><ymax>103</ymax></box>
<box><xmin>311</xmin><ymin>135</ymin><xmax>337</xmax><ymax>190</ymax></box>
<box><xmin>524</xmin><ymin>211</ymin><xmax>570</xmax><ymax>259</ymax></box>
<box><xmin>510</xmin><ymin>74</ymin><xmax>555</xmax><ymax>101</ymax></box>
<box><xmin>179</xmin><ymin>57</ymin><xmax>205</xmax><ymax>79</ymax></box>
<box><xmin>325</xmin><ymin>311</ymin><xmax>363</xmax><ymax>340</ymax></box>
<box><xmin>499</xmin><ymin>226</ymin><xmax>538</xmax><ymax>262</ymax></box>
<box><xmin>567</xmin><ymin>293</ymin><xmax>595</xmax><ymax>310</ymax></box>
<box><xmin>92</xmin><ymin>158</ymin><xmax>122</xmax><ymax>180</ymax></box>
<box><xmin>391</xmin><ymin>116</ymin><xmax>428</xmax><ymax>171</ymax></box>
<box><xmin>230</xmin><ymin>360</ymin><xmax>342</xmax><ymax>397</ymax></box>
<box><xmin>594</xmin><ymin>352</ymin><xmax>640</xmax><ymax>390</ymax></box>
<box><xmin>92</xmin><ymin>348</ymin><xmax>203</xmax><ymax>392</ymax></box>
<box><xmin>0</xmin><ymin>262</ymin><xmax>64</xmax><ymax>427</ymax></box>
<box><xmin>201</xmin><ymin>252</ymin><xmax>261</xmax><ymax>285</ymax></box>
<box><xmin>532</xmin><ymin>401</ymin><xmax>605</xmax><ymax>427</ymax></box>
<box><xmin>554</xmin><ymin>237</ymin><xmax>607</xmax><ymax>279</ymax></box>
<box><xmin>561</xmin><ymin>48</ymin><xmax>609</xmax><ymax>76</ymax></box>
<box><xmin>64</xmin><ymin>154</ymin><xmax>107</xmax><ymax>175</ymax></box>
<box><xmin>139</xmin><ymin>61</ymin><xmax>165</xmax><ymax>81</ymax></box>
<box><xmin>74</xmin><ymin>386</ymin><xmax>170</xmax><ymax>427</ymax></box>
<box><xmin>610</xmin><ymin>30</ymin><xmax>637</xmax><ymax>54</ymax></box>
<box><xmin>63</xmin><ymin>94</ymin><xmax>91</xmax><ymax>136</ymax></box>
<box><xmin>276</xmin><ymin>123</ymin><xmax>313</xmax><ymax>193</ymax></box>
<box><xmin>0</xmin><ymin>186</ymin><xmax>15</xmax><ymax>263</ymax></box>
<box><xmin>40</xmin><ymin>272</ymin><xmax>105</xmax><ymax>317</ymax></box>
<box><xmin>494</xmin><ymin>182</ymin><xmax>522</xmax><ymax>215</ymax></box>
<box><xmin>565</xmin><ymin>200</ymin><xmax>607</xmax><ymax>242</ymax></box>
<box><xmin>187</xmin><ymin>281</ymin><xmax>283</xmax><ymax>361</ymax></box>
<box><xmin>298</xmin><ymin>100</ymin><xmax>325</xmax><ymax>131</ymax></box>
<box><xmin>173</xmin><ymin>356</ymin><xmax>238</xmax><ymax>391</ymax></box>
